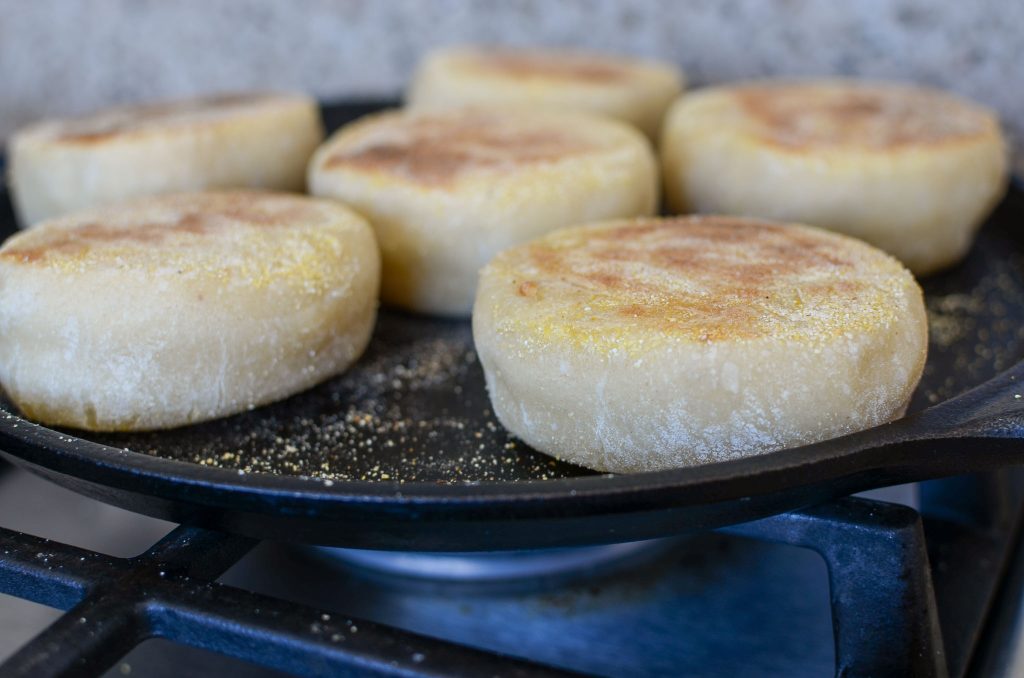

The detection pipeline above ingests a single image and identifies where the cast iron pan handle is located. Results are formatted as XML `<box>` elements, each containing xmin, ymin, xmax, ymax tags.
<box><xmin>908</xmin><ymin>359</ymin><xmax>1024</xmax><ymax>440</ymax></box>
<box><xmin>661</xmin><ymin>361</ymin><xmax>1024</xmax><ymax>533</ymax></box>
<box><xmin>784</xmin><ymin>359</ymin><xmax>1024</xmax><ymax>490</ymax></box>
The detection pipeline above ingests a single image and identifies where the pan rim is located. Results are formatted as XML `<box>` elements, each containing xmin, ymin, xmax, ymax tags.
<box><xmin>0</xmin><ymin>368</ymin><xmax>984</xmax><ymax>512</ymax></box>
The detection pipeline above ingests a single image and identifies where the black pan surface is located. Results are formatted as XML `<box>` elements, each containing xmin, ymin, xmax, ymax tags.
<box><xmin>1</xmin><ymin>102</ymin><xmax>1023</xmax><ymax>550</ymax></box>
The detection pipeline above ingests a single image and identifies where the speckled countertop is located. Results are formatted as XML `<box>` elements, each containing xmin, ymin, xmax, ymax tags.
<box><xmin>1</xmin><ymin>0</ymin><xmax>1021</xmax><ymax>171</ymax></box>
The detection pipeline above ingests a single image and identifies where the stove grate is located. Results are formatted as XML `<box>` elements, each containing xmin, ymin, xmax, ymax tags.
<box><xmin>0</xmin><ymin>523</ymin><xmax>573</xmax><ymax>677</ymax></box>
<box><xmin>0</xmin><ymin>470</ymin><xmax>1021</xmax><ymax>677</ymax></box>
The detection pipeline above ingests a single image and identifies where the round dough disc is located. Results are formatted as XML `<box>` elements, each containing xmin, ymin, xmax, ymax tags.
<box><xmin>8</xmin><ymin>93</ymin><xmax>324</xmax><ymax>226</ymax></box>
<box><xmin>0</xmin><ymin>191</ymin><xmax>380</xmax><ymax>431</ymax></box>
<box><xmin>308</xmin><ymin>107</ymin><xmax>657</xmax><ymax>316</ymax></box>
<box><xmin>473</xmin><ymin>215</ymin><xmax>928</xmax><ymax>473</ymax></box>
<box><xmin>661</xmin><ymin>80</ymin><xmax>1008</xmax><ymax>275</ymax></box>
<box><xmin>407</xmin><ymin>46</ymin><xmax>684</xmax><ymax>139</ymax></box>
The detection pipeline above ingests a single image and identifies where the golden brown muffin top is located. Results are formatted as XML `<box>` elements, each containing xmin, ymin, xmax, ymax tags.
<box><xmin>481</xmin><ymin>215</ymin><xmax>921</xmax><ymax>349</ymax></box>
<box><xmin>17</xmin><ymin>93</ymin><xmax>309</xmax><ymax>145</ymax></box>
<box><xmin>455</xmin><ymin>48</ymin><xmax>632</xmax><ymax>83</ymax></box>
<box><xmin>732</xmin><ymin>81</ymin><xmax>995</xmax><ymax>150</ymax></box>
<box><xmin>320</xmin><ymin>109</ymin><xmax>628</xmax><ymax>187</ymax></box>
<box><xmin>0</xmin><ymin>191</ymin><xmax>366</xmax><ymax>290</ymax></box>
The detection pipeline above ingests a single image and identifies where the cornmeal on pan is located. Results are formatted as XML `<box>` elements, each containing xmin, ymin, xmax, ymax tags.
<box><xmin>473</xmin><ymin>215</ymin><xmax>928</xmax><ymax>473</ymax></box>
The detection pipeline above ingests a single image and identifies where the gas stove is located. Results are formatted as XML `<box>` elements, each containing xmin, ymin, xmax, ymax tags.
<box><xmin>1</xmin><ymin>461</ymin><xmax>1021</xmax><ymax>677</ymax></box>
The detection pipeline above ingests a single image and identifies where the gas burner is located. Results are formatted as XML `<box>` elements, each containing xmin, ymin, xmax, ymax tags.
<box><xmin>313</xmin><ymin>539</ymin><xmax>672</xmax><ymax>583</ymax></box>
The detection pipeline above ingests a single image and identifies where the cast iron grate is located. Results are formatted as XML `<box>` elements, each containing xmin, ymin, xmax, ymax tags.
<box><xmin>0</xmin><ymin>470</ymin><xmax>1020</xmax><ymax>677</ymax></box>
<box><xmin>0</xmin><ymin>516</ymin><xmax>572</xmax><ymax>677</ymax></box>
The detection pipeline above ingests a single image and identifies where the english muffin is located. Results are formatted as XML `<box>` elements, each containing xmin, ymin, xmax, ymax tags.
<box><xmin>473</xmin><ymin>215</ymin><xmax>928</xmax><ymax>473</ymax></box>
<box><xmin>407</xmin><ymin>46</ymin><xmax>684</xmax><ymax>139</ymax></box>
<box><xmin>308</xmin><ymin>107</ymin><xmax>657</xmax><ymax>316</ymax></box>
<box><xmin>8</xmin><ymin>93</ymin><xmax>324</xmax><ymax>226</ymax></box>
<box><xmin>661</xmin><ymin>80</ymin><xmax>1008</xmax><ymax>275</ymax></box>
<box><xmin>0</xmin><ymin>191</ymin><xmax>380</xmax><ymax>431</ymax></box>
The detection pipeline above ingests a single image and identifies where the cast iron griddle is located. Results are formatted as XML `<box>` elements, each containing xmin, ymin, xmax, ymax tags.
<box><xmin>1</xmin><ymin>102</ymin><xmax>1023</xmax><ymax>550</ymax></box>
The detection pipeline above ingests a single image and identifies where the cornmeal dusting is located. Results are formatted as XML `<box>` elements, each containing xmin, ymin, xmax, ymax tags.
<box><xmin>735</xmin><ymin>82</ymin><xmax>992</xmax><ymax>150</ymax></box>
<box><xmin>461</xmin><ymin>49</ymin><xmax>632</xmax><ymax>83</ymax></box>
<box><xmin>74</xmin><ymin>313</ymin><xmax>589</xmax><ymax>482</ymax></box>
<box><xmin>486</xmin><ymin>216</ymin><xmax>915</xmax><ymax>354</ymax></box>
<box><xmin>26</xmin><ymin>93</ymin><xmax>289</xmax><ymax>144</ymax></box>
<box><xmin>322</xmin><ymin>110</ymin><xmax>604</xmax><ymax>187</ymax></box>
<box><xmin>0</xmin><ymin>192</ymin><xmax>360</xmax><ymax>291</ymax></box>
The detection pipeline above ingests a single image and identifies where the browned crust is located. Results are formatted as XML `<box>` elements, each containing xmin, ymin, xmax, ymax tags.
<box><xmin>55</xmin><ymin>93</ymin><xmax>282</xmax><ymax>144</ymax></box>
<box><xmin>0</xmin><ymin>193</ymin><xmax>316</xmax><ymax>264</ymax></box>
<box><xmin>461</xmin><ymin>49</ymin><xmax>632</xmax><ymax>83</ymax></box>
<box><xmin>733</xmin><ymin>83</ymin><xmax>991</xmax><ymax>150</ymax></box>
<box><xmin>323</xmin><ymin>111</ymin><xmax>596</xmax><ymax>186</ymax></box>
<box><xmin>496</xmin><ymin>216</ymin><xmax>908</xmax><ymax>344</ymax></box>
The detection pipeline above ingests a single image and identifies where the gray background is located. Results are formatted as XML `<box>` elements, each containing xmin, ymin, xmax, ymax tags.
<box><xmin>1</xmin><ymin>0</ymin><xmax>1021</xmax><ymax>170</ymax></box>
